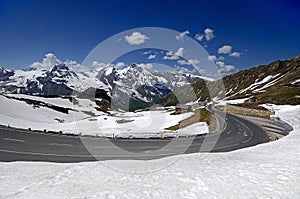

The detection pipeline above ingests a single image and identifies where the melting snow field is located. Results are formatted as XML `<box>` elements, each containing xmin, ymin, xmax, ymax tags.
<box><xmin>0</xmin><ymin>94</ymin><xmax>208</xmax><ymax>138</ymax></box>
<box><xmin>0</xmin><ymin>105</ymin><xmax>299</xmax><ymax>198</ymax></box>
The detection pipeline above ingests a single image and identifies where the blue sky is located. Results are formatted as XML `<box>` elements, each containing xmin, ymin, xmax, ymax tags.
<box><xmin>0</xmin><ymin>0</ymin><xmax>300</xmax><ymax>72</ymax></box>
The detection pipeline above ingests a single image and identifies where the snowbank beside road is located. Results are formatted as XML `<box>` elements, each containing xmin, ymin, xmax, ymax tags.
<box><xmin>260</xmin><ymin>104</ymin><xmax>300</xmax><ymax>129</ymax></box>
<box><xmin>0</xmin><ymin>105</ymin><xmax>299</xmax><ymax>198</ymax></box>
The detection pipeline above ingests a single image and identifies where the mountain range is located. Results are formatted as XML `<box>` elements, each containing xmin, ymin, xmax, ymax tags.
<box><xmin>0</xmin><ymin>56</ymin><xmax>207</xmax><ymax>111</ymax></box>
<box><xmin>1</xmin><ymin>54</ymin><xmax>299</xmax><ymax>111</ymax></box>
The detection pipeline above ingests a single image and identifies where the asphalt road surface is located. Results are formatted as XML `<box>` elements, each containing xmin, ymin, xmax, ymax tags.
<box><xmin>0</xmin><ymin>110</ymin><xmax>271</xmax><ymax>163</ymax></box>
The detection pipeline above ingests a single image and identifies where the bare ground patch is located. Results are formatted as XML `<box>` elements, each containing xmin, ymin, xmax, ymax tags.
<box><xmin>216</xmin><ymin>104</ymin><xmax>274</xmax><ymax>118</ymax></box>
<box><xmin>165</xmin><ymin>108</ymin><xmax>211</xmax><ymax>131</ymax></box>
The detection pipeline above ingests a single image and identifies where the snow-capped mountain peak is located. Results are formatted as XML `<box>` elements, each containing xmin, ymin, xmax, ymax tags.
<box><xmin>0</xmin><ymin>53</ymin><xmax>210</xmax><ymax>110</ymax></box>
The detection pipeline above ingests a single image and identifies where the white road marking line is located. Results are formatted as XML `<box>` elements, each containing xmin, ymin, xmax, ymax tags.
<box><xmin>0</xmin><ymin>148</ymin><xmax>179</xmax><ymax>158</ymax></box>
<box><xmin>49</xmin><ymin>143</ymin><xmax>73</xmax><ymax>147</ymax></box>
<box><xmin>242</xmin><ymin>136</ymin><xmax>253</xmax><ymax>144</ymax></box>
<box><xmin>3</xmin><ymin>138</ymin><xmax>25</xmax><ymax>142</ymax></box>
<box><xmin>212</xmin><ymin>143</ymin><xmax>239</xmax><ymax>150</ymax></box>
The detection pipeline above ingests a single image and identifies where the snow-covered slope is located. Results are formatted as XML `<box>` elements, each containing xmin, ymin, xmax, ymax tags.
<box><xmin>0</xmin><ymin>105</ymin><xmax>299</xmax><ymax>198</ymax></box>
<box><xmin>0</xmin><ymin>94</ymin><xmax>104</xmax><ymax>128</ymax></box>
<box><xmin>0</xmin><ymin>94</ymin><xmax>208</xmax><ymax>137</ymax></box>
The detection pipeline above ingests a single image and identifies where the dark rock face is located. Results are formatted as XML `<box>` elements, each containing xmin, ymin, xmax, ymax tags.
<box><xmin>135</xmin><ymin>84</ymin><xmax>171</xmax><ymax>103</ymax></box>
<box><xmin>22</xmin><ymin>80</ymin><xmax>41</xmax><ymax>94</ymax></box>
<box><xmin>0</xmin><ymin>67</ymin><xmax>14</xmax><ymax>81</ymax></box>
<box><xmin>96</xmin><ymin>67</ymin><xmax>119</xmax><ymax>89</ymax></box>
<box><xmin>41</xmin><ymin>82</ymin><xmax>73</xmax><ymax>96</ymax></box>
<box><xmin>78</xmin><ymin>87</ymin><xmax>111</xmax><ymax>102</ymax></box>
<box><xmin>0</xmin><ymin>64</ymin><xmax>76</xmax><ymax>96</ymax></box>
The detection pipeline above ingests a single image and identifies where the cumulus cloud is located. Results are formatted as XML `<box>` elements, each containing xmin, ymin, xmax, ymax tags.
<box><xmin>163</xmin><ymin>47</ymin><xmax>184</xmax><ymax>60</ymax></box>
<box><xmin>208</xmin><ymin>55</ymin><xmax>218</xmax><ymax>62</ymax></box>
<box><xmin>218</xmin><ymin>65</ymin><xmax>235</xmax><ymax>73</ymax></box>
<box><xmin>92</xmin><ymin>61</ymin><xmax>125</xmax><ymax>70</ymax></box>
<box><xmin>218</xmin><ymin>45</ymin><xmax>232</xmax><ymax>54</ymax></box>
<box><xmin>138</xmin><ymin>63</ymin><xmax>153</xmax><ymax>70</ymax></box>
<box><xmin>218</xmin><ymin>56</ymin><xmax>225</xmax><ymax>61</ymax></box>
<box><xmin>63</xmin><ymin>59</ymin><xmax>83</xmax><ymax>72</ymax></box>
<box><xmin>143</xmin><ymin>50</ymin><xmax>152</xmax><ymax>55</ymax></box>
<box><xmin>125</xmin><ymin>32</ymin><xmax>149</xmax><ymax>45</ymax></box>
<box><xmin>147</xmin><ymin>54</ymin><xmax>156</xmax><ymax>60</ymax></box>
<box><xmin>174</xmin><ymin>65</ymin><xmax>196</xmax><ymax>74</ymax></box>
<box><xmin>194</xmin><ymin>28</ymin><xmax>215</xmax><ymax>42</ymax></box>
<box><xmin>229</xmin><ymin>52</ymin><xmax>241</xmax><ymax>58</ymax></box>
<box><xmin>178</xmin><ymin>59</ymin><xmax>200</xmax><ymax>67</ymax></box>
<box><xmin>30</xmin><ymin>53</ymin><xmax>62</xmax><ymax>69</ymax></box>
<box><xmin>64</xmin><ymin>60</ymin><xmax>80</xmax><ymax>68</ymax></box>
<box><xmin>216</xmin><ymin>61</ymin><xmax>224</xmax><ymax>68</ymax></box>
<box><xmin>92</xmin><ymin>61</ymin><xmax>107</xmax><ymax>69</ymax></box>
<box><xmin>178</xmin><ymin>60</ymin><xmax>188</xmax><ymax>65</ymax></box>
<box><xmin>208</xmin><ymin>55</ymin><xmax>226</xmax><ymax>62</ymax></box>
<box><xmin>195</xmin><ymin>33</ymin><xmax>204</xmax><ymax>41</ymax></box>
<box><xmin>115</xmin><ymin>62</ymin><xmax>126</xmax><ymax>68</ymax></box>
<box><xmin>216</xmin><ymin>60</ymin><xmax>235</xmax><ymax>74</ymax></box>
<box><xmin>176</xmin><ymin>30</ymin><xmax>190</xmax><ymax>40</ymax></box>
<box><xmin>204</xmin><ymin>28</ymin><xmax>215</xmax><ymax>41</ymax></box>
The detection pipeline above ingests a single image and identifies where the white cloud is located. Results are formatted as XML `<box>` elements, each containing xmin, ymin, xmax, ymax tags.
<box><xmin>218</xmin><ymin>45</ymin><xmax>232</xmax><ymax>54</ymax></box>
<box><xmin>30</xmin><ymin>53</ymin><xmax>86</xmax><ymax>72</ymax></box>
<box><xmin>218</xmin><ymin>65</ymin><xmax>235</xmax><ymax>73</ymax></box>
<box><xmin>178</xmin><ymin>60</ymin><xmax>189</xmax><ymax>65</ymax></box>
<box><xmin>216</xmin><ymin>60</ymin><xmax>235</xmax><ymax>74</ymax></box>
<box><xmin>64</xmin><ymin>60</ymin><xmax>80</xmax><ymax>68</ymax></box>
<box><xmin>92</xmin><ymin>61</ymin><xmax>107</xmax><ymax>69</ymax></box>
<box><xmin>229</xmin><ymin>52</ymin><xmax>241</xmax><ymax>58</ymax></box>
<box><xmin>138</xmin><ymin>63</ymin><xmax>153</xmax><ymax>70</ymax></box>
<box><xmin>147</xmin><ymin>54</ymin><xmax>156</xmax><ymax>60</ymax></box>
<box><xmin>63</xmin><ymin>59</ymin><xmax>83</xmax><ymax>72</ymax></box>
<box><xmin>163</xmin><ymin>47</ymin><xmax>184</xmax><ymax>60</ymax></box>
<box><xmin>216</xmin><ymin>61</ymin><xmax>225</xmax><ymax>68</ymax></box>
<box><xmin>174</xmin><ymin>65</ymin><xmax>196</xmax><ymax>74</ymax></box>
<box><xmin>195</xmin><ymin>33</ymin><xmax>204</xmax><ymax>41</ymax></box>
<box><xmin>208</xmin><ymin>55</ymin><xmax>225</xmax><ymax>62</ymax></box>
<box><xmin>30</xmin><ymin>53</ymin><xmax>62</xmax><ymax>69</ymax></box>
<box><xmin>218</xmin><ymin>56</ymin><xmax>225</xmax><ymax>61</ymax></box>
<box><xmin>143</xmin><ymin>50</ymin><xmax>152</xmax><ymax>55</ymax></box>
<box><xmin>194</xmin><ymin>28</ymin><xmax>215</xmax><ymax>42</ymax></box>
<box><xmin>176</xmin><ymin>30</ymin><xmax>190</xmax><ymax>40</ymax></box>
<box><xmin>115</xmin><ymin>62</ymin><xmax>126</xmax><ymax>69</ymax></box>
<box><xmin>204</xmin><ymin>28</ymin><xmax>215</xmax><ymax>41</ymax></box>
<box><xmin>92</xmin><ymin>61</ymin><xmax>125</xmax><ymax>70</ymax></box>
<box><xmin>208</xmin><ymin>55</ymin><xmax>218</xmax><ymax>62</ymax></box>
<box><xmin>178</xmin><ymin>59</ymin><xmax>200</xmax><ymax>67</ymax></box>
<box><xmin>124</xmin><ymin>32</ymin><xmax>149</xmax><ymax>45</ymax></box>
